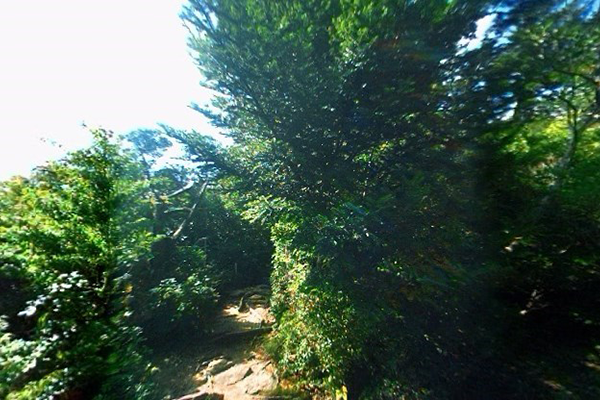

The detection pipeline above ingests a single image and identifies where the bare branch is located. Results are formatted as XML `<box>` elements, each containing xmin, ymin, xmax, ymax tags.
<box><xmin>171</xmin><ymin>180</ymin><xmax>209</xmax><ymax>240</ymax></box>
<box><xmin>165</xmin><ymin>181</ymin><xmax>195</xmax><ymax>198</ymax></box>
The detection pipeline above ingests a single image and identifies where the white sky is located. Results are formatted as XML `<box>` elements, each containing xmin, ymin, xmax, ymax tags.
<box><xmin>458</xmin><ymin>14</ymin><xmax>496</xmax><ymax>52</ymax></box>
<box><xmin>0</xmin><ymin>0</ymin><xmax>218</xmax><ymax>180</ymax></box>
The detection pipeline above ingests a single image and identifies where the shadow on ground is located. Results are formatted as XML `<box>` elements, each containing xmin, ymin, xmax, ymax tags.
<box><xmin>149</xmin><ymin>285</ymin><xmax>278</xmax><ymax>400</ymax></box>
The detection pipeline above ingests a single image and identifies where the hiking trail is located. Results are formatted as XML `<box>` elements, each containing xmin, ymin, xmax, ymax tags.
<box><xmin>170</xmin><ymin>284</ymin><xmax>279</xmax><ymax>400</ymax></box>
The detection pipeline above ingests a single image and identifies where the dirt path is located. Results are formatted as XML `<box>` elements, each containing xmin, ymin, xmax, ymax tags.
<box><xmin>173</xmin><ymin>285</ymin><xmax>279</xmax><ymax>400</ymax></box>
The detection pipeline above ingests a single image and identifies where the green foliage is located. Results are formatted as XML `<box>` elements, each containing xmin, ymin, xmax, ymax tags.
<box><xmin>0</xmin><ymin>127</ymin><xmax>250</xmax><ymax>398</ymax></box>
<box><xmin>270</xmin><ymin>281</ymin><xmax>370</xmax><ymax>390</ymax></box>
<box><xmin>147</xmin><ymin>245</ymin><xmax>219</xmax><ymax>324</ymax></box>
<box><xmin>189</xmin><ymin>192</ymin><xmax>273</xmax><ymax>288</ymax></box>
<box><xmin>1</xmin><ymin>0</ymin><xmax>599</xmax><ymax>398</ymax></box>
<box><xmin>264</xmin><ymin>211</ymin><xmax>376</xmax><ymax>393</ymax></box>
<box><xmin>184</xmin><ymin>0</ymin><xmax>600</xmax><ymax>398</ymax></box>
<box><xmin>0</xmin><ymin>130</ymin><xmax>154</xmax><ymax>399</ymax></box>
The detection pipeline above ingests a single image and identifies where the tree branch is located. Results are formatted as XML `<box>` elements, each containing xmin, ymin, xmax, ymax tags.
<box><xmin>166</xmin><ymin>181</ymin><xmax>195</xmax><ymax>198</ymax></box>
<box><xmin>171</xmin><ymin>180</ymin><xmax>209</xmax><ymax>240</ymax></box>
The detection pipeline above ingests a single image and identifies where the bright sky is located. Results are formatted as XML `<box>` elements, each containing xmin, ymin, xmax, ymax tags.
<box><xmin>0</xmin><ymin>0</ymin><xmax>219</xmax><ymax>180</ymax></box>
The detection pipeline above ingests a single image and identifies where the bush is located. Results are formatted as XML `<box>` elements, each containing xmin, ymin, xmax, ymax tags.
<box><xmin>0</xmin><ymin>130</ymin><xmax>155</xmax><ymax>399</ymax></box>
<box><xmin>148</xmin><ymin>246</ymin><xmax>220</xmax><ymax>325</ymax></box>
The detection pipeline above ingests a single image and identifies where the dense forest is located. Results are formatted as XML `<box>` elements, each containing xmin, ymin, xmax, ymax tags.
<box><xmin>1</xmin><ymin>0</ymin><xmax>600</xmax><ymax>399</ymax></box>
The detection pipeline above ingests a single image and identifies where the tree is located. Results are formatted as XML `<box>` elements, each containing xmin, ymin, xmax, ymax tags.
<box><xmin>0</xmin><ymin>129</ymin><xmax>154</xmax><ymax>399</ymax></box>
<box><xmin>454</xmin><ymin>1</ymin><xmax>600</xmax><ymax>397</ymax></box>
<box><xmin>181</xmin><ymin>0</ymin><xmax>600</xmax><ymax>397</ymax></box>
<box><xmin>182</xmin><ymin>0</ymin><xmax>503</xmax><ymax>397</ymax></box>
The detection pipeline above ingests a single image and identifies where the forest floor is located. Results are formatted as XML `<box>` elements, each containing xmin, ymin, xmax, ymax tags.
<box><xmin>156</xmin><ymin>284</ymin><xmax>280</xmax><ymax>400</ymax></box>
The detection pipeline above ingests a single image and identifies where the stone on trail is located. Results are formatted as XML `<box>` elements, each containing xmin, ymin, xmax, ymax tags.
<box><xmin>242</xmin><ymin>365</ymin><xmax>278</xmax><ymax>395</ymax></box>
<box><xmin>206</xmin><ymin>357</ymin><xmax>234</xmax><ymax>375</ymax></box>
<box><xmin>176</xmin><ymin>392</ymin><xmax>224</xmax><ymax>400</ymax></box>
<box><xmin>175</xmin><ymin>286</ymin><xmax>277</xmax><ymax>400</ymax></box>
<box><xmin>187</xmin><ymin>358</ymin><xmax>277</xmax><ymax>399</ymax></box>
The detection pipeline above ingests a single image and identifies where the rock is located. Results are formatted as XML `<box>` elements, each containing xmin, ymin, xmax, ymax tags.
<box><xmin>243</xmin><ymin>366</ymin><xmax>278</xmax><ymax>395</ymax></box>
<box><xmin>176</xmin><ymin>392</ymin><xmax>224</xmax><ymax>400</ymax></box>
<box><xmin>192</xmin><ymin>373</ymin><xmax>208</xmax><ymax>385</ymax></box>
<box><xmin>218</xmin><ymin>363</ymin><xmax>255</xmax><ymax>385</ymax></box>
<box><xmin>194</xmin><ymin>359</ymin><xmax>277</xmax><ymax>398</ymax></box>
<box><xmin>229</xmin><ymin>285</ymin><xmax>270</xmax><ymax>300</ymax></box>
<box><xmin>252</xmin><ymin>284</ymin><xmax>270</xmax><ymax>294</ymax></box>
<box><xmin>206</xmin><ymin>357</ymin><xmax>234</xmax><ymax>375</ymax></box>
<box><xmin>242</xmin><ymin>367</ymin><xmax>254</xmax><ymax>380</ymax></box>
<box><xmin>178</xmin><ymin>286</ymin><xmax>277</xmax><ymax>400</ymax></box>
<box><xmin>247</xmin><ymin>294</ymin><xmax>268</xmax><ymax>307</ymax></box>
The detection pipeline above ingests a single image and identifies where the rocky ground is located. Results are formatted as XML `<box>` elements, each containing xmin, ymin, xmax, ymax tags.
<box><xmin>172</xmin><ymin>285</ymin><xmax>279</xmax><ymax>400</ymax></box>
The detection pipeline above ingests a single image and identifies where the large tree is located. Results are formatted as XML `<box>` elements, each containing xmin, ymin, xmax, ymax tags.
<box><xmin>181</xmin><ymin>0</ymin><xmax>600</xmax><ymax>397</ymax></box>
<box><xmin>182</xmin><ymin>0</ymin><xmax>503</xmax><ymax>397</ymax></box>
